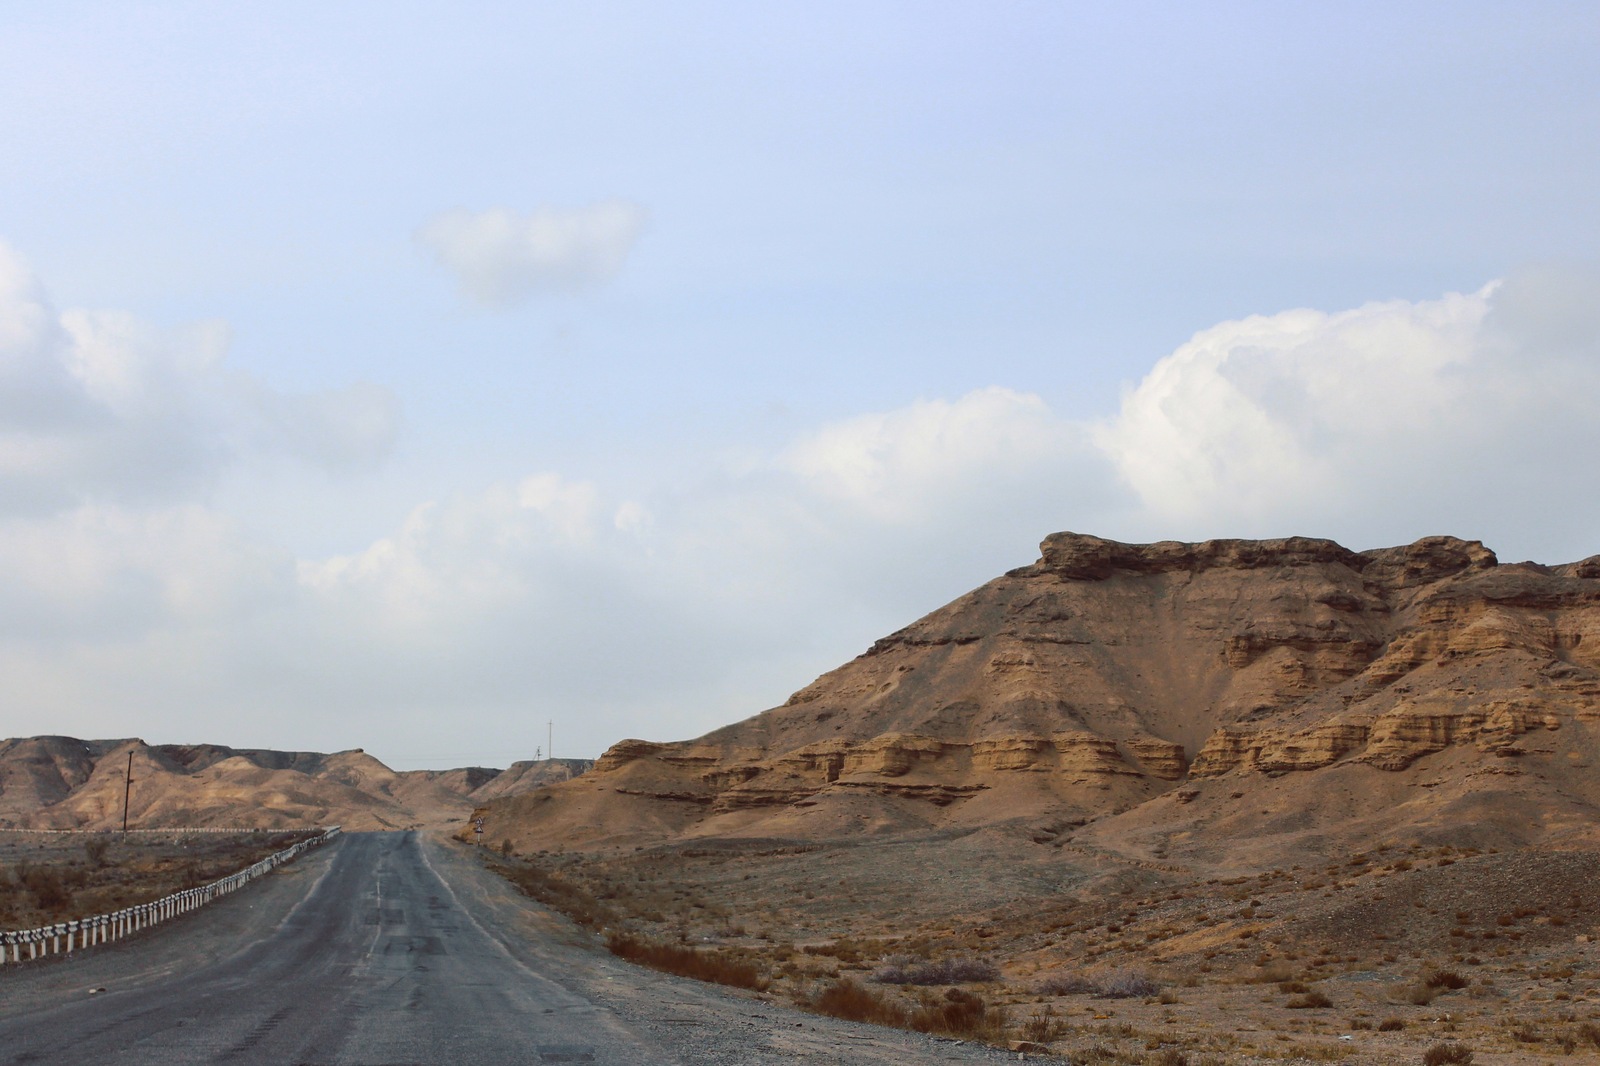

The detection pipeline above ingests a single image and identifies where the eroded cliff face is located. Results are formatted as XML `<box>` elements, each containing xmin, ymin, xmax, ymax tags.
<box><xmin>478</xmin><ymin>533</ymin><xmax>1600</xmax><ymax>851</ymax></box>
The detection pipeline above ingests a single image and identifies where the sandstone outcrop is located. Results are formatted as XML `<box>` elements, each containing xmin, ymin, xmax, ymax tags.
<box><xmin>475</xmin><ymin>532</ymin><xmax>1600</xmax><ymax>854</ymax></box>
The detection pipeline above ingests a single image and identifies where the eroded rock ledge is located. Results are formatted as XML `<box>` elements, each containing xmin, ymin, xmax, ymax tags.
<box><xmin>592</xmin><ymin>729</ymin><xmax>1189</xmax><ymax>812</ymax></box>
<box><xmin>1037</xmin><ymin>531</ymin><xmax>1499</xmax><ymax>585</ymax></box>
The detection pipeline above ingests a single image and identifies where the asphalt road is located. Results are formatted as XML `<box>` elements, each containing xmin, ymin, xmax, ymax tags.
<box><xmin>0</xmin><ymin>832</ymin><xmax>1010</xmax><ymax>1065</ymax></box>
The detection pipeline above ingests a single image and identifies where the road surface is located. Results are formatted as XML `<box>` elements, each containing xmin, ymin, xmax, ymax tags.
<box><xmin>0</xmin><ymin>832</ymin><xmax>1009</xmax><ymax>1064</ymax></box>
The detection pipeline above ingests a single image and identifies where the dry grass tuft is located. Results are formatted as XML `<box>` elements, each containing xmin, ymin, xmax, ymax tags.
<box><xmin>497</xmin><ymin>859</ymin><xmax>617</xmax><ymax>930</ymax></box>
<box><xmin>810</xmin><ymin>978</ymin><xmax>910</xmax><ymax>1027</ymax></box>
<box><xmin>1285</xmin><ymin>990</ymin><xmax>1332</xmax><ymax>1009</ymax></box>
<box><xmin>807</xmin><ymin>978</ymin><xmax>1004</xmax><ymax>1039</ymax></box>
<box><xmin>605</xmin><ymin>933</ymin><xmax>768</xmax><ymax>990</ymax></box>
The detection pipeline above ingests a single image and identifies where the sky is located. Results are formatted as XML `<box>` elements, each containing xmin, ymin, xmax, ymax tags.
<box><xmin>1</xmin><ymin>2</ymin><xmax>1597</xmax><ymax>768</ymax></box>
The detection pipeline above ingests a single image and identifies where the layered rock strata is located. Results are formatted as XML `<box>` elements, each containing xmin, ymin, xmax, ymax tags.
<box><xmin>476</xmin><ymin>533</ymin><xmax>1600</xmax><ymax>850</ymax></box>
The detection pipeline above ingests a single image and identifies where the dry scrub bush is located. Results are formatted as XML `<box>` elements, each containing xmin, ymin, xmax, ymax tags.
<box><xmin>1037</xmin><ymin>973</ymin><xmax>1102</xmax><ymax>996</ymax></box>
<box><xmin>1020</xmin><ymin>1008</ymin><xmax>1067</xmax><ymax>1043</ymax></box>
<box><xmin>605</xmin><ymin>934</ymin><xmax>768</xmax><ymax>991</ymax></box>
<box><xmin>1286</xmin><ymin>991</ymin><xmax>1332</xmax><ymax>1009</ymax></box>
<box><xmin>810</xmin><ymin>978</ymin><xmax>909</xmax><ymax>1027</ymax></box>
<box><xmin>911</xmin><ymin>987</ymin><xmax>996</xmax><ymax>1038</ymax></box>
<box><xmin>1035</xmin><ymin>970</ymin><xmax>1161</xmax><ymax>999</ymax></box>
<box><xmin>17</xmin><ymin>864</ymin><xmax>73</xmax><ymax>912</ymax></box>
<box><xmin>872</xmin><ymin>955</ymin><xmax>999</xmax><ymax>985</ymax></box>
<box><xmin>498</xmin><ymin>860</ymin><xmax>617</xmax><ymax>930</ymax></box>
<box><xmin>1397</xmin><ymin>983</ymin><xmax>1437</xmax><ymax>1006</ymax></box>
<box><xmin>808</xmin><ymin>979</ymin><xmax>1002</xmax><ymax>1040</ymax></box>
<box><xmin>1424</xmin><ymin>969</ymin><xmax>1468</xmax><ymax>990</ymax></box>
<box><xmin>1100</xmin><ymin>971</ymin><xmax>1161</xmax><ymax>999</ymax></box>
<box><xmin>1421</xmin><ymin>1043</ymin><xmax>1472</xmax><ymax>1065</ymax></box>
<box><xmin>1252</xmin><ymin>959</ymin><xmax>1296</xmax><ymax>983</ymax></box>
<box><xmin>1378</xmin><ymin>1018</ymin><xmax>1406</xmax><ymax>1031</ymax></box>
<box><xmin>1510</xmin><ymin>1022</ymin><xmax>1542</xmax><ymax>1044</ymax></box>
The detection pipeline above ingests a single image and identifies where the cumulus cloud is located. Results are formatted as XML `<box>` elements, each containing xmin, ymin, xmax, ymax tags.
<box><xmin>0</xmin><ymin>243</ymin><xmax>400</xmax><ymax>515</ymax></box>
<box><xmin>3</xmin><ymin>252</ymin><xmax>1599</xmax><ymax>762</ymax></box>
<box><xmin>0</xmin><ymin>503</ymin><xmax>290</xmax><ymax>641</ymax></box>
<box><xmin>1095</xmin><ymin>268</ymin><xmax>1600</xmax><ymax>555</ymax></box>
<box><xmin>417</xmin><ymin>201</ymin><xmax>648</xmax><ymax>308</ymax></box>
<box><xmin>781</xmin><ymin>387</ymin><xmax>1088</xmax><ymax>521</ymax></box>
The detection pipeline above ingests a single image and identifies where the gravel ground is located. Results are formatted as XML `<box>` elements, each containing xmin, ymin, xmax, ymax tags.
<box><xmin>423</xmin><ymin>833</ymin><xmax>1019</xmax><ymax>1064</ymax></box>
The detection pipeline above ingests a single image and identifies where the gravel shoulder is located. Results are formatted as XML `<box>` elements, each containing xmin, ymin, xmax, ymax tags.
<box><xmin>419</xmin><ymin>831</ymin><xmax>1017</xmax><ymax>1064</ymax></box>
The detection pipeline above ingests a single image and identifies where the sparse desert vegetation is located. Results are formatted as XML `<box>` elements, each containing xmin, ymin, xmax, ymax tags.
<box><xmin>0</xmin><ymin>830</ymin><xmax>319</xmax><ymax>931</ymax></box>
<box><xmin>481</xmin><ymin>832</ymin><xmax>1600</xmax><ymax>1064</ymax></box>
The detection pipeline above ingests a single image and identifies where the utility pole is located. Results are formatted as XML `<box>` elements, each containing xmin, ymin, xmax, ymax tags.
<box><xmin>121</xmin><ymin>751</ymin><xmax>134</xmax><ymax>836</ymax></box>
<box><xmin>548</xmin><ymin>720</ymin><xmax>553</xmax><ymax>762</ymax></box>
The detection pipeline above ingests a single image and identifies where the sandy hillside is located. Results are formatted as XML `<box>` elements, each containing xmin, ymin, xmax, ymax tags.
<box><xmin>0</xmin><ymin>736</ymin><xmax>592</xmax><ymax>831</ymax></box>
<box><xmin>474</xmin><ymin>532</ymin><xmax>1600</xmax><ymax>863</ymax></box>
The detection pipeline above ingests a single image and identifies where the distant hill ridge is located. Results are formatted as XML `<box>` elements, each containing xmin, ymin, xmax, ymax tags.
<box><xmin>472</xmin><ymin>532</ymin><xmax>1600</xmax><ymax>865</ymax></box>
<box><xmin>0</xmin><ymin>736</ymin><xmax>592</xmax><ymax>831</ymax></box>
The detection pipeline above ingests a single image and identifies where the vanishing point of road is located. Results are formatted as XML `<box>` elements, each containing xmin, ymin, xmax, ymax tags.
<box><xmin>0</xmin><ymin>832</ymin><xmax>1010</xmax><ymax>1065</ymax></box>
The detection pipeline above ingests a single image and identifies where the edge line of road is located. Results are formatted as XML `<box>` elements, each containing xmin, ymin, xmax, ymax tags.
<box><xmin>414</xmin><ymin>834</ymin><xmax>553</xmax><ymax>985</ymax></box>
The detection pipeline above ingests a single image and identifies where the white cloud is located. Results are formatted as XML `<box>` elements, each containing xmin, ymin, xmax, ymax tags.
<box><xmin>2</xmin><ymin>250</ymin><xmax>1599</xmax><ymax>762</ymax></box>
<box><xmin>417</xmin><ymin>201</ymin><xmax>648</xmax><ymax>308</ymax></box>
<box><xmin>0</xmin><ymin>503</ymin><xmax>288</xmax><ymax>641</ymax></box>
<box><xmin>0</xmin><ymin>243</ymin><xmax>400</xmax><ymax>515</ymax></box>
<box><xmin>781</xmin><ymin>387</ymin><xmax>1085</xmax><ymax>522</ymax></box>
<box><xmin>1095</xmin><ymin>269</ymin><xmax>1600</xmax><ymax>555</ymax></box>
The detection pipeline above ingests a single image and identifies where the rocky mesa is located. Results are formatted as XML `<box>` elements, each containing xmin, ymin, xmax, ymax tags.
<box><xmin>475</xmin><ymin>532</ymin><xmax>1600</xmax><ymax>863</ymax></box>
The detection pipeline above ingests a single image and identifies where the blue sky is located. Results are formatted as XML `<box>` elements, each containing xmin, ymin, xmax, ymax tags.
<box><xmin>1</xmin><ymin>2</ymin><xmax>1597</xmax><ymax>767</ymax></box>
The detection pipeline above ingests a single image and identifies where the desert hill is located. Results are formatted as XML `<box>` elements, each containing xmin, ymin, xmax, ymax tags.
<box><xmin>0</xmin><ymin>736</ymin><xmax>592</xmax><ymax>831</ymax></box>
<box><xmin>469</xmin><ymin>534</ymin><xmax>1600</xmax><ymax>1064</ymax></box>
<box><xmin>474</xmin><ymin>532</ymin><xmax>1600</xmax><ymax>865</ymax></box>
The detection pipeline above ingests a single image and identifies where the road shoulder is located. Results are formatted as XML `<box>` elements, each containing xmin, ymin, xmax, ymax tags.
<box><xmin>421</xmin><ymin>833</ymin><xmax>1012</xmax><ymax>1065</ymax></box>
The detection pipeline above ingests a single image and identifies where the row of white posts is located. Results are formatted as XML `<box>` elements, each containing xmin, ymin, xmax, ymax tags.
<box><xmin>2</xmin><ymin>828</ymin><xmax>283</xmax><ymax>836</ymax></box>
<box><xmin>0</xmin><ymin>827</ymin><xmax>341</xmax><ymax>966</ymax></box>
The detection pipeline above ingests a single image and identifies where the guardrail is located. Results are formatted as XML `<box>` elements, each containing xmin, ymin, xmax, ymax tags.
<box><xmin>0</xmin><ymin>828</ymin><xmax>286</xmax><ymax>835</ymax></box>
<box><xmin>0</xmin><ymin>827</ymin><xmax>341</xmax><ymax>966</ymax></box>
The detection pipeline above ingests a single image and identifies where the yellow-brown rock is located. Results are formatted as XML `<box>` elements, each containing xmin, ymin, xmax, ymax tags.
<box><xmin>971</xmin><ymin>734</ymin><xmax>1051</xmax><ymax>771</ymax></box>
<box><xmin>1125</xmin><ymin>735</ymin><xmax>1189</xmax><ymax>780</ymax></box>
<box><xmin>467</xmin><ymin>531</ymin><xmax>1600</xmax><ymax>853</ymax></box>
